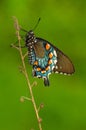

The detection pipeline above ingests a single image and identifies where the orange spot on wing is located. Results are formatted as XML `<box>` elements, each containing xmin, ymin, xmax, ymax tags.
<box><xmin>48</xmin><ymin>59</ymin><xmax>52</xmax><ymax>65</ymax></box>
<box><xmin>34</xmin><ymin>61</ymin><xmax>38</xmax><ymax>65</ymax></box>
<box><xmin>45</xmin><ymin>43</ymin><xmax>50</xmax><ymax>50</ymax></box>
<box><xmin>37</xmin><ymin>67</ymin><xmax>41</xmax><ymax>71</ymax></box>
<box><xmin>45</xmin><ymin>66</ymin><xmax>50</xmax><ymax>71</ymax></box>
<box><xmin>49</xmin><ymin>52</ymin><xmax>53</xmax><ymax>58</ymax></box>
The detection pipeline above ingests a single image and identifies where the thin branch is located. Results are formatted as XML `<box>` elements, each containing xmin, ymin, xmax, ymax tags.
<box><xmin>11</xmin><ymin>43</ymin><xmax>19</xmax><ymax>51</ymax></box>
<box><xmin>38</xmin><ymin>103</ymin><xmax>44</xmax><ymax>112</ymax></box>
<box><xmin>20</xmin><ymin>96</ymin><xmax>32</xmax><ymax>102</ymax></box>
<box><xmin>19</xmin><ymin>65</ymin><xmax>26</xmax><ymax>75</ymax></box>
<box><xmin>12</xmin><ymin>16</ymin><xmax>42</xmax><ymax>130</ymax></box>
<box><xmin>31</xmin><ymin>81</ymin><xmax>37</xmax><ymax>88</ymax></box>
<box><xmin>23</xmin><ymin>51</ymin><xmax>28</xmax><ymax>59</ymax></box>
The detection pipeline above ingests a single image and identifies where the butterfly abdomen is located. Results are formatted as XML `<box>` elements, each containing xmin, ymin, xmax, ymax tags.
<box><xmin>28</xmin><ymin>46</ymin><xmax>36</xmax><ymax>65</ymax></box>
<box><xmin>25</xmin><ymin>30</ymin><xmax>37</xmax><ymax>65</ymax></box>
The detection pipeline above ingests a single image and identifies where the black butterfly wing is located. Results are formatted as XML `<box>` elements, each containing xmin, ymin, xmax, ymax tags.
<box><xmin>53</xmin><ymin>48</ymin><xmax>75</xmax><ymax>74</ymax></box>
<box><xmin>37</xmin><ymin>37</ymin><xmax>75</xmax><ymax>75</ymax></box>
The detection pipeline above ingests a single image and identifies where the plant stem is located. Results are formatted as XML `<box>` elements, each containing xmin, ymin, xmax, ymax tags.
<box><xmin>12</xmin><ymin>17</ymin><xmax>42</xmax><ymax>130</ymax></box>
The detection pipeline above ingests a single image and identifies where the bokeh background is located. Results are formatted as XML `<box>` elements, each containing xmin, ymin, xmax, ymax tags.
<box><xmin>0</xmin><ymin>0</ymin><xmax>86</xmax><ymax>130</ymax></box>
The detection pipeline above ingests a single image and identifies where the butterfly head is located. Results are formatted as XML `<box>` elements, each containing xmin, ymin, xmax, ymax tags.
<box><xmin>25</xmin><ymin>30</ymin><xmax>37</xmax><ymax>47</ymax></box>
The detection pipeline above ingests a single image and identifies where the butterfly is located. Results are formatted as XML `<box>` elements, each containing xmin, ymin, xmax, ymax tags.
<box><xmin>24</xmin><ymin>29</ymin><xmax>75</xmax><ymax>86</ymax></box>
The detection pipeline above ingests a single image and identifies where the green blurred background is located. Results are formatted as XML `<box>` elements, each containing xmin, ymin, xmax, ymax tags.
<box><xmin>0</xmin><ymin>0</ymin><xmax>86</xmax><ymax>130</ymax></box>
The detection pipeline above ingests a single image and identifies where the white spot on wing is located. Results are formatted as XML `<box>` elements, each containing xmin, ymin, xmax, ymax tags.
<box><xmin>68</xmin><ymin>74</ymin><xmax>71</xmax><ymax>76</ymax></box>
<box><xmin>37</xmin><ymin>75</ymin><xmax>41</xmax><ymax>78</ymax></box>
<box><xmin>48</xmin><ymin>72</ymin><xmax>51</xmax><ymax>76</ymax></box>
<box><xmin>54</xmin><ymin>59</ymin><xmax>57</xmax><ymax>64</ymax></box>
<box><xmin>53</xmin><ymin>50</ymin><xmax>57</xmax><ymax>57</ymax></box>
<box><xmin>60</xmin><ymin>72</ymin><xmax>63</xmax><ymax>74</ymax></box>
<box><xmin>55</xmin><ymin>71</ymin><xmax>59</xmax><ymax>73</ymax></box>
<box><xmin>60</xmin><ymin>66</ymin><xmax>62</xmax><ymax>69</ymax></box>
<box><xmin>52</xmin><ymin>66</ymin><xmax>55</xmax><ymax>70</ymax></box>
<box><xmin>64</xmin><ymin>73</ymin><xmax>67</xmax><ymax>75</ymax></box>
<box><xmin>55</xmin><ymin>66</ymin><xmax>58</xmax><ymax>69</ymax></box>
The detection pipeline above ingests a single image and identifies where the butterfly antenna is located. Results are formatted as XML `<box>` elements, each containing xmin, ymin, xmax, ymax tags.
<box><xmin>20</xmin><ymin>26</ymin><xmax>28</xmax><ymax>33</ymax></box>
<box><xmin>32</xmin><ymin>18</ymin><xmax>41</xmax><ymax>31</ymax></box>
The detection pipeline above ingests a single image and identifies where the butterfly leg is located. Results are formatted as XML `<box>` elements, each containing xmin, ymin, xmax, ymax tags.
<box><xmin>32</xmin><ymin>69</ymin><xmax>37</xmax><ymax>77</ymax></box>
<box><xmin>44</xmin><ymin>77</ymin><xmax>50</xmax><ymax>86</ymax></box>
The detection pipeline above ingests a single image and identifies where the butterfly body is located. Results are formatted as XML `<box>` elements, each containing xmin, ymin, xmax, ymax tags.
<box><xmin>25</xmin><ymin>30</ymin><xmax>75</xmax><ymax>86</ymax></box>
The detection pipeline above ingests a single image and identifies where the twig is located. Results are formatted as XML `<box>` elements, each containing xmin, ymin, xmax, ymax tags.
<box><xmin>38</xmin><ymin>103</ymin><xmax>44</xmax><ymax>112</ymax></box>
<box><xmin>12</xmin><ymin>16</ymin><xmax>42</xmax><ymax>130</ymax></box>
<box><xmin>20</xmin><ymin>96</ymin><xmax>32</xmax><ymax>102</ymax></box>
<box><xmin>23</xmin><ymin>51</ymin><xmax>28</xmax><ymax>59</ymax></box>
<box><xmin>31</xmin><ymin>81</ymin><xmax>37</xmax><ymax>88</ymax></box>
<box><xmin>10</xmin><ymin>43</ymin><xmax>19</xmax><ymax>51</ymax></box>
